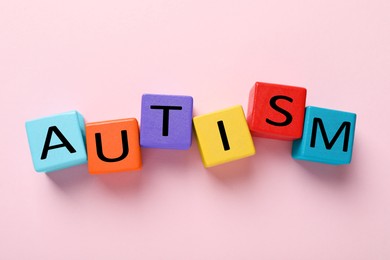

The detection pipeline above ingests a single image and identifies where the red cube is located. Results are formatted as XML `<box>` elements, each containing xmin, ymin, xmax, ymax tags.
<box><xmin>247</xmin><ymin>82</ymin><xmax>307</xmax><ymax>140</ymax></box>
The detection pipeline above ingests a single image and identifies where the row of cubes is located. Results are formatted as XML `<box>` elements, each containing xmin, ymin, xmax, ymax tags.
<box><xmin>25</xmin><ymin>82</ymin><xmax>357</xmax><ymax>173</ymax></box>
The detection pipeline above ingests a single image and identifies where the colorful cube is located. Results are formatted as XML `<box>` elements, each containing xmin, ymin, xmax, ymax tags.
<box><xmin>140</xmin><ymin>94</ymin><xmax>193</xmax><ymax>150</ymax></box>
<box><xmin>86</xmin><ymin>118</ymin><xmax>142</xmax><ymax>174</ymax></box>
<box><xmin>292</xmin><ymin>106</ymin><xmax>357</xmax><ymax>165</ymax></box>
<box><xmin>25</xmin><ymin>111</ymin><xmax>87</xmax><ymax>173</ymax></box>
<box><xmin>193</xmin><ymin>105</ymin><xmax>255</xmax><ymax>168</ymax></box>
<box><xmin>247</xmin><ymin>82</ymin><xmax>307</xmax><ymax>140</ymax></box>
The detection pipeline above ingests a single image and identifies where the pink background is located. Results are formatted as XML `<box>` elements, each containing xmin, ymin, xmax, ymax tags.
<box><xmin>1</xmin><ymin>0</ymin><xmax>389</xmax><ymax>259</ymax></box>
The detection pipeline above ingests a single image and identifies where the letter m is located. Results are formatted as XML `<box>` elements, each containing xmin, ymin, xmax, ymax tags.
<box><xmin>310</xmin><ymin>118</ymin><xmax>351</xmax><ymax>152</ymax></box>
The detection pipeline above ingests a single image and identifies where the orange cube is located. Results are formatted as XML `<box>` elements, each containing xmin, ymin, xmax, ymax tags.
<box><xmin>86</xmin><ymin>118</ymin><xmax>142</xmax><ymax>174</ymax></box>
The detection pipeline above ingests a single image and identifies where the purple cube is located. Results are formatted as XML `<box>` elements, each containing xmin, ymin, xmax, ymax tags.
<box><xmin>140</xmin><ymin>94</ymin><xmax>193</xmax><ymax>150</ymax></box>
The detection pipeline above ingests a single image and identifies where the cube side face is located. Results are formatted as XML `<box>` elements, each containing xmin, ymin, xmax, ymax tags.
<box><xmin>193</xmin><ymin>105</ymin><xmax>256</xmax><ymax>168</ymax></box>
<box><xmin>246</xmin><ymin>84</ymin><xmax>257</xmax><ymax>127</ymax></box>
<box><xmin>86</xmin><ymin>118</ymin><xmax>142</xmax><ymax>174</ymax></box>
<box><xmin>247</xmin><ymin>82</ymin><xmax>307</xmax><ymax>140</ymax></box>
<box><xmin>140</xmin><ymin>94</ymin><xmax>193</xmax><ymax>150</ymax></box>
<box><xmin>76</xmin><ymin>111</ymin><xmax>86</xmax><ymax>141</ymax></box>
<box><xmin>25</xmin><ymin>111</ymin><xmax>87</xmax><ymax>173</ymax></box>
<box><xmin>292</xmin><ymin>106</ymin><xmax>356</xmax><ymax>165</ymax></box>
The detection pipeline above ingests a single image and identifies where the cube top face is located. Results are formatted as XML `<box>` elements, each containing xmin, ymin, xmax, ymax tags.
<box><xmin>86</xmin><ymin>118</ymin><xmax>142</xmax><ymax>174</ymax></box>
<box><xmin>292</xmin><ymin>106</ymin><xmax>357</xmax><ymax>165</ymax></box>
<box><xmin>193</xmin><ymin>105</ymin><xmax>256</xmax><ymax>168</ymax></box>
<box><xmin>25</xmin><ymin>111</ymin><xmax>87</xmax><ymax>173</ymax></box>
<box><xmin>140</xmin><ymin>94</ymin><xmax>193</xmax><ymax>150</ymax></box>
<box><xmin>247</xmin><ymin>82</ymin><xmax>307</xmax><ymax>140</ymax></box>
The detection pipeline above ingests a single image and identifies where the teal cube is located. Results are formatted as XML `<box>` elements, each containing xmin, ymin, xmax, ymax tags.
<box><xmin>25</xmin><ymin>111</ymin><xmax>87</xmax><ymax>172</ymax></box>
<box><xmin>292</xmin><ymin>106</ymin><xmax>356</xmax><ymax>165</ymax></box>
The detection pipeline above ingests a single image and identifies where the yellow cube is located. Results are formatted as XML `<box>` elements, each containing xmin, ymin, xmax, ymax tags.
<box><xmin>193</xmin><ymin>105</ymin><xmax>256</xmax><ymax>168</ymax></box>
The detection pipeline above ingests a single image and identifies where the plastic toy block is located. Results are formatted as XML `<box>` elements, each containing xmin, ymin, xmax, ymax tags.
<box><xmin>25</xmin><ymin>111</ymin><xmax>87</xmax><ymax>173</ymax></box>
<box><xmin>292</xmin><ymin>106</ymin><xmax>356</xmax><ymax>165</ymax></box>
<box><xmin>247</xmin><ymin>82</ymin><xmax>307</xmax><ymax>140</ymax></box>
<box><xmin>86</xmin><ymin>118</ymin><xmax>142</xmax><ymax>174</ymax></box>
<box><xmin>193</xmin><ymin>105</ymin><xmax>256</xmax><ymax>168</ymax></box>
<box><xmin>140</xmin><ymin>94</ymin><xmax>193</xmax><ymax>150</ymax></box>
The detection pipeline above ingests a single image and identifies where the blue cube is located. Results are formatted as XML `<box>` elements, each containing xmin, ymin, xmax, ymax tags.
<box><xmin>292</xmin><ymin>106</ymin><xmax>356</xmax><ymax>165</ymax></box>
<box><xmin>140</xmin><ymin>94</ymin><xmax>193</xmax><ymax>150</ymax></box>
<box><xmin>25</xmin><ymin>111</ymin><xmax>87</xmax><ymax>172</ymax></box>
